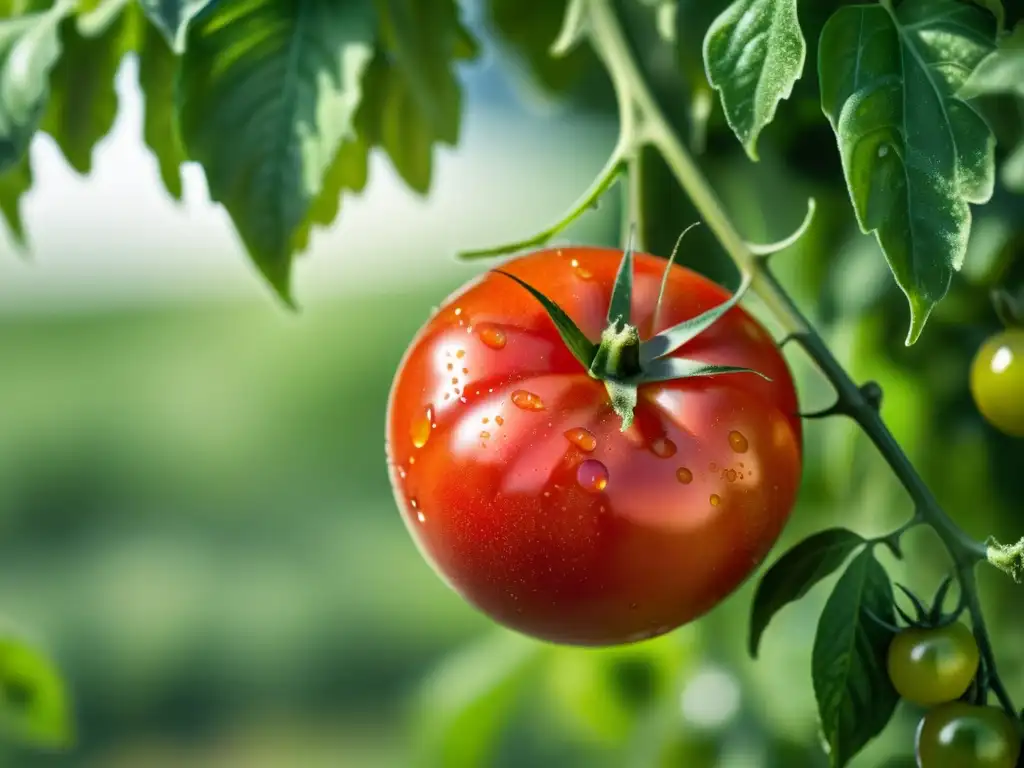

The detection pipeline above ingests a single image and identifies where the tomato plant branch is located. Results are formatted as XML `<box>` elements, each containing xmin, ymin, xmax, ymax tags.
<box><xmin>585</xmin><ymin>0</ymin><xmax>1018</xmax><ymax>717</ymax></box>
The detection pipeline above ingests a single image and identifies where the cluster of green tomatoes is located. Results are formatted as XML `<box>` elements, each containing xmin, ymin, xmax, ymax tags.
<box><xmin>889</xmin><ymin>623</ymin><xmax>1021</xmax><ymax>767</ymax></box>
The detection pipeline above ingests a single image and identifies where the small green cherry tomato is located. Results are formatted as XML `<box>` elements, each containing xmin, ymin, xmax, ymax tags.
<box><xmin>888</xmin><ymin>623</ymin><xmax>980</xmax><ymax>706</ymax></box>
<box><xmin>970</xmin><ymin>329</ymin><xmax>1024</xmax><ymax>437</ymax></box>
<box><xmin>915</xmin><ymin>703</ymin><xmax>1021</xmax><ymax>768</ymax></box>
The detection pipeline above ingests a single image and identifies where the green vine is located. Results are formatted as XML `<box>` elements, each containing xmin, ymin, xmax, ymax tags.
<box><xmin>461</xmin><ymin>0</ymin><xmax>1024</xmax><ymax>759</ymax></box>
<box><xmin>588</xmin><ymin>0</ymin><xmax>1023</xmax><ymax>719</ymax></box>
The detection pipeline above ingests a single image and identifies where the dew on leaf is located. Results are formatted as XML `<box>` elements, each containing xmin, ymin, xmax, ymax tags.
<box><xmin>511</xmin><ymin>390</ymin><xmax>545</xmax><ymax>411</ymax></box>
<box><xmin>564</xmin><ymin>428</ymin><xmax>597</xmax><ymax>452</ymax></box>
<box><xmin>650</xmin><ymin>436</ymin><xmax>677</xmax><ymax>458</ymax></box>
<box><xmin>577</xmin><ymin>459</ymin><xmax>609</xmax><ymax>493</ymax></box>
<box><xmin>728</xmin><ymin>431</ymin><xmax>749</xmax><ymax>453</ymax></box>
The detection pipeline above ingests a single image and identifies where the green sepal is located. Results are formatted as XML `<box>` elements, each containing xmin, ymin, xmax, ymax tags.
<box><xmin>494</xmin><ymin>270</ymin><xmax>598</xmax><ymax>368</ymax></box>
<box><xmin>641</xmin><ymin>274</ymin><xmax>751</xmax><ymax>363</ymax></box>
<box><xmin>607</xmin><ymin>224</ymin><xmax>636</xmax><ymax>325</ymax></box>
<box><xmin>637</xmin><ymin>356</ymin><xmax>770</xmax><ymax>385</ymax></box>
<box><xmin>651</xmin><ymin>221</ymin><xmax>701</xmax><ymax>330</ymax></box>
<box><xmin>603</xmin><ymin>379</ymin><xmax>638</xmax><ymax>431</ymax></box>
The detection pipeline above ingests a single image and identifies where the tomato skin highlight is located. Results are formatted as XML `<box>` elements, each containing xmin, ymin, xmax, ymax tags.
<box><xmin>386</xmin><ymin>247</ymin><xmax>803</xmax><ymax>645</ymax></box>
<box><xmin>915</xmin><ymin>703</ymin><xmax>1021</xmax><ymax>768</ymax></box>
<box><xmin>970</xmin><ymin>329</ymin><xmax>1024</xmax><ymax>437</ymax></box>
<box><xmin>887</xmin><ymin>623</ymin><xmax>980</xmax><ymax>706</ymax></box>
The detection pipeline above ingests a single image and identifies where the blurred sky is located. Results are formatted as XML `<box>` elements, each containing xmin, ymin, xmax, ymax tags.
<box><xmin>0</xmin><ymin>11</ymin><xmax>618</xmax><ymax>314</ymax></box>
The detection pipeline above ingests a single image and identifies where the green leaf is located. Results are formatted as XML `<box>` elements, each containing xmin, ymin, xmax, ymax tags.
<box><xmin>961</xmin><ymin>22</ymin><xmax>1024</xmax><ymax>99</ymax></box>
<box><xmin>0</xmin><ymin>635</ymin><xmax>73</xmax><ymax>750</ymax></box>
<box><xmin>818</xmin><ymin>1</ymin><xmax>998</xmax><ymax>345</ymax></box>
<box><xmin>703</xmin><ymin>0</ymin><xmax>807</xmax><ymax>161</ymax></box>
<box><xmin>0</xmin><ymin>154</ymin><xmax>31</xmax><ymax>246</ymax></box>
<box><xmin>0</xmin><ymin>0</ymin><xmax>75</xmax><ymax>173</ymax></box>
<box><xmin>177</xmin><ymin>0</ymin><xmax>376</xmax><ymax>303</ymax></box>
<box><xmin>414</xmin><ymin>632</ymin><xmax>543</xmax><ymax>768</ymax></box>
<box><xmin>138</xmin><ymin>16</ymin><xmax>185</xmax><ymax>200</ymax></box>
<box><xmin>969</xmin><ymin>0</ymin><xmax>1005</xmax><ymax>32</ymax></box>
<box><xmin>292</xmin><ymin>132</ymin><xmax>369</xmax><ymax>253</ymax></box>
<box><xmin>748</xmin><ymin>528</ymin><xmax>864</xmax><ymax>658</ymax></box>
<box><xmin>641</xmin><ymin>275</ymin><xmax>750</xmax><ymax>363</ymax></box>
<box><xmin>494</xmin><ymin>270</ymin><xmax>598</xmax><ymax>368</ymax></box>
<box><xmin>373</xmin><ymin>58</ymin><xmax>436</xmax><ymax>194</ymax></box>
<box><xmin>76</xmin><ymin>0</ymin><xmax>133</xmax><ymax>37</ymax></box>
<box><xmin>377</xmin><ymin>0</ymin><xmax>476</xmax><ymax>147</ymax></box>
<box><xmin>138</xmin><ymin>0</ymin><xmax>213</xmax><ymax>52</ymax></box>
<box><xmin>40</xmin><ymin>6</ymin><xmax>129</xmax><ymax>174</ymax></box>
<box><xmin>607</xmin><ymin>227</ymin><xmax>635</xmax><ymax>325</ymax></box>
<box><xmin>812</xmin><ymin>549</ymin><xmax>899</xmax><ymax>768</ymax></box>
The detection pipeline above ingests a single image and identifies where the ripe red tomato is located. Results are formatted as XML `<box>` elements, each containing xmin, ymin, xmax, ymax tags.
<box><xmin>386</xmin><ymin>246</ymin><xmax>803</xmax><ymax>645</ymax></box>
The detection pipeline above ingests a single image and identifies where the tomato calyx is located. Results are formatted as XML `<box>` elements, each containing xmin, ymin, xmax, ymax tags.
<box><xmin>495</xmin><ymin>236</ymin><xmax>770</xmax><ymax>430</ymax></box>
<box><xmin>867</xmin><ymin>576</ymin><xmax>967</xmax><ymax>634</ymax></box>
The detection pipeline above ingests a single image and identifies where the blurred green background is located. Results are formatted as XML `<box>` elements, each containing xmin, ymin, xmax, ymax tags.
<box><xmin>1</xmin><ymin>2</ymin><xmax>1023</xmax><ymax>767</ymax></box>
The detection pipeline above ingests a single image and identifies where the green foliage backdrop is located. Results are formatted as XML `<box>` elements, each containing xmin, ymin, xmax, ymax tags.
<box><xmin>1</xmin><ymin>0</ymin><xmax>1023</xmax><ymax>766</ymax></box>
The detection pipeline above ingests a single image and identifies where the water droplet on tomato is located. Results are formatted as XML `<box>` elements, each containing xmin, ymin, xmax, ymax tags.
<box><xmin>446</xmin><ymin>363</ymin><xmax>453</xmax><ymax>371</ymax></box>
<box><xmin>676</xmin><ymin>467</ymin><xmax>693</xmax><ymax>484</ymax></box>
<box><xmin>477</xmin><ymin>324</ymin><xmax>507</xmax><ymax>350</ymax></box>
<box><xmin>570</xmin><ymin>258</ymin><xmax>593</xmax><ymax>280</ymax></box>
<box><xmin>725</xmin><ymin>469</ymin><xmax>737</xmax><ymax>482</ymax></box>
<box><xmin>710</xmin><ymin>494</ymin><xmax>721</xmax><ymax>507</ymax></box>
<box><xmin>456</xmin><ymin>349</ymin><xmax>466</xmax><ymax>359</ymax></box>
<box><xmin>709</xmin><ymin>462</ymin><xmax>718</xmax><ymax>471</ymax></box>
<box><xmin>511</xmin><ymin>390</ymin><xmax>545</xmax><ymax>411</ymax></box>
<box><xmin>410</xmin><ymin>498</ymin><xmax>419</xmax><ymax>509</ymax></box>
<box><xmin>417</xmin><ymin>511</ymin><xmax>426</xmax><ymax>523</ymax></box>
<box><xmin>728</xmin><ymin>430</ymin><xmax>749</xmax><ymax>453</ymax></box>
<box><xmin>480</xmin><ymin>431</ymin><xmax>491</xmax><ymax>440</ymax></box>
<box><xmin>650</xmin><ymin>436</ymin><xmax>677</xmax><ymax>458</ymax></box>
<box><xmin>482</xmin><ymin>417</ymin><xmax>490</xmax><ymax>424</ymax></box>
<box><xmin>451</xmin><ymin>377</ymin><xmax>459</xmax><ymax>385</ymax></box>
<box><xmin>398</xmin><ymin>467</ymin><xmax>407</xmax><ymax>480</ymax></box>
<box><xmin>495</xmin><ymin>415</ymin><xmax>504</xmax><ymax>426</ymax></box>
<box><xmin>410</xmin><ymin>407</ymin><xmax>432</xmax><ymax>448</ymax></box>
<box><xmin>462</xmin><ymin>367</ymin><xmax>469</xmax><ymax>374</ymax></box>
<box><xmin>576</xmin><ymin>459</ymin><xmax>609</xmax><ymax>493</ymax></box>
<box><xmin>564</xmin><ymin>427</ymin><xmax>597</xmax><ymax>452</ymax></box>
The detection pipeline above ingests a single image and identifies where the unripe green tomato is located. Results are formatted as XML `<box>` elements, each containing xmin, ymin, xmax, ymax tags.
<box><xmin>970</xmin><ymin>329</ymin><xmax>1024</xmax><ymax>437</ymax></box>
<box><xmin>915</xmin><ymin>703</ymin><xmax>1021</xmax><ymax>768</ymax></box>
<box><xmin>887</xmin><ymin>623</ymin><xmax>979</xmax><ymax>706</ymax></box>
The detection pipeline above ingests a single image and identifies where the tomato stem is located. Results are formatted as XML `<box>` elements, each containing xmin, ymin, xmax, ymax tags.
<box><xmin>585</xmin><ymin>0</ymin><xmax>1019</xmax><ymax>719</ymax></box>
<box><xmin>590</xmin><ymin>321</ymin><xmax>643</xmax><ymax>381</ymax></box>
